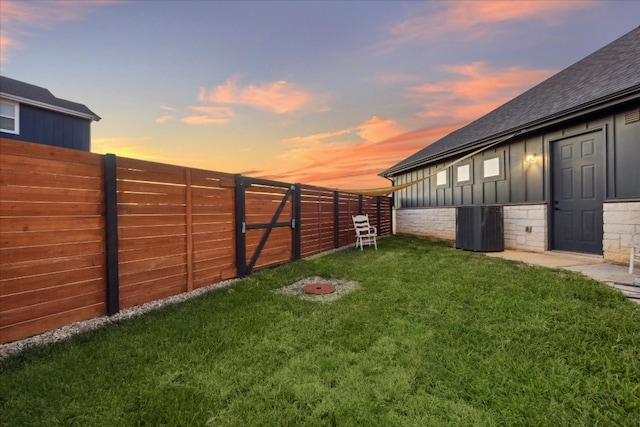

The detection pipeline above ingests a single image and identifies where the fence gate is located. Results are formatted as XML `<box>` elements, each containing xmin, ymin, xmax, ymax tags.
<box><xmin>235</xmin><ymin>176</ymin><xmax>300</xmax><ymax>277</ymax></box>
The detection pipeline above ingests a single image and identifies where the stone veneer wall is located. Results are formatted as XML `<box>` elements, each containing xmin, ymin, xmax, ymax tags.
<box><xmin>394</xmin><ymin>205</ymin><xmax>548</xmax><ymax>252</ymax></box>
<box><xmin>603</xmin><ymin>201</ymin><xmax>640</xmax><ymax>264</ymax></box>
<box><xmin>503</xmin><ymin>204</ymin><xmax>547</xmax><ymax>252</ymax></box>
<box><xmin>393</xmin><ymin>208</ymin><xmax>456</xmax><ymax>241</ymax></box>
<box><xmin>394</xmin><ymin>202</ymin><xmax>640</xmax><ymax>260</ymax></box>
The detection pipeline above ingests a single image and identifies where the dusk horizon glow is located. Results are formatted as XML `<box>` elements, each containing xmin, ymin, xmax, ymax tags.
<box><xmin>1</xmin><ymin>0</ymin><xmax>638</xmax><ymax>189</ymax></box>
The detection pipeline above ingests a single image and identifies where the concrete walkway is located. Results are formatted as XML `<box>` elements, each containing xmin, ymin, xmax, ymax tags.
<box><xmin>485</xmin><ymin>250</ymin><xmax>640</xmax><ymax>304</ymax></box>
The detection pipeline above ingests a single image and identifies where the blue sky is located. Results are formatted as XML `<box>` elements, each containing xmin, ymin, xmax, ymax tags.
<box><xmin>1</xmin><ymin>0</ymin><xmax>638</xmax><ymax>189</ymax></box>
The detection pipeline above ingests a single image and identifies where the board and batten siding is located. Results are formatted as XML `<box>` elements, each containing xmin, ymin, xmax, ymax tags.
<box><xmin>393</xmin><ymin>134</ymin><xmax>545</xmax><ymax>208</ymax></box>
<box><xmin>393</xmin><ymin>108</ymin><xmax>640</xmax><ymax>209</ymax></box>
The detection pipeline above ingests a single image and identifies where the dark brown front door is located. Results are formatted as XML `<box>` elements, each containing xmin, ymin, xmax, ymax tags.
<box><xmin>551</xmin><ymin>130</ymin><xmax>604</xmax><ymax>254</ymax></box>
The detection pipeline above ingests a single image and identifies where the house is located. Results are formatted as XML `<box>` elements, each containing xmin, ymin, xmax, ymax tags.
<box><xmin>0</xmin><ymin>76</ymin><xmax>100</xmax><ymax>150</ymax></box>
<box><xmin>381</xmin><ymin>27</ymin><xmax>640</xmax><ymax>264</ymax></box>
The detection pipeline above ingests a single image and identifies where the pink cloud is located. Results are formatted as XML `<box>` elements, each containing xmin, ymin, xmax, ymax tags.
<box><xmin>200</xmin><ymin>77</ymin><xmax>329</xmax><ymax>114</ymax></box>
<box><xmin>381</xmin><ymin>0</ymin><xmax>596</xmax><ymax>48</ymax></box>
<box><xmin>0</xmin><ymin>0</ymin><xmax>119</xmax><ymax>63</ymax></box>
<box><xmin>408</xmin><ymin>61</ymin><xmax>557</xmax><ymax>124</ymax></box>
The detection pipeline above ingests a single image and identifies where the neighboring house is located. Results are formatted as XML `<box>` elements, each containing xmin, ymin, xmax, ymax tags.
<box><xmin>0</xmin><ymin>76</ymin><xmax>100</xmax><ymax>150</ymax></box>
<box><xmin>381</xmin><ymin>27</ymin><xmax>640</xmax><ymax>264</ymax></box>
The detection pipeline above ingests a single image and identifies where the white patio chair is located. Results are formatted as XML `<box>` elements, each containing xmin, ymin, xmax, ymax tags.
<box><xmin>630</xmin><ymin>233</ymin><xmax>640</xmax><ymax>274</ymax></box>
<box><xmin>352</xmin><ymin>214</ymin><xmax>377</xmax><ymax>250</ymax></box>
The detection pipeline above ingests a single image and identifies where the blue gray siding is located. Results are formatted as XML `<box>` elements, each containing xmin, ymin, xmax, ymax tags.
<box><xmin>0</xmin><ymin>104</ymin><xmax>91</xmax><ymax>151</ymax></box>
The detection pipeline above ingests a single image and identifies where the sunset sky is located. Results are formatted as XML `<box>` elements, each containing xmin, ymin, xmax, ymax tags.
<box><xmin>1</xmin><ymin>1</ymin><xmax>638</xmax><ymax>190</ymax></box>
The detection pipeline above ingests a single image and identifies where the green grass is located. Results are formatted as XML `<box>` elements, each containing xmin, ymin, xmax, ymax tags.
<box><xmin>1</xmin><ymin>235</ymin><xmax>639</xmax><ymax>426</ymax></box>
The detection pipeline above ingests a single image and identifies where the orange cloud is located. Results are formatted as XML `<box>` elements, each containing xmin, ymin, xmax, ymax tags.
<box><xmin>355</xmin><ymin>116</ymin><xmax>406</xmax><ymax>143</ymax></box>
<box><xmin>91</xmin><ymin>136</ymin><xmax>162</xmax><ymax>161</ymax></box>
<box><xmin>181</xmin><ymin>106</ymin><xmax>235</xmax><ymax>125</ymax></box>
<box><xmin>408</xmin><ymin>61</ymin><xmax>557</xmax><ymax>124</ymax></box>
<box><xmin>257</xmin><ymin>118</ymin><xmax>456</xmax><ymax>189</ymax></box>
<box><xmin>381</xmin><ymin>0</ymin><xmax>596</xmax><ymax>48</ymax></box>
<box><xmin>0</xmin><ymin>0</ymin><xmax>119</xmax><ymax>63</ymax></box>
<box><xmin>200</xmin><ymin>77</ymin><xmax>329</xmax><ymax>114</ymax></box>
<box><xmin>155</xmin><ymin>115</ymin><xmax>174</xmax><ymax>124</ymax></box>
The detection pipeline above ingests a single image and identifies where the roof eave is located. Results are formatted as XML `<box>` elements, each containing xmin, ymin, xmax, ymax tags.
<box><xmin>0</xmin><ymin>93</ymin><xmax>101</xmax><ymax>122</ymax></box>
<box><xmin>381</xmin><ymin>85</ymin><xmax>640</xmax><ymax>178</ymax></box>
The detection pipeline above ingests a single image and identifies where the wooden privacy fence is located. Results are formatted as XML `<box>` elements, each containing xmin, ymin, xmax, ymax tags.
<box><xmin>0</xmin><ymin>138</ymin><xmax>391</xmax><ymax>343</ymax></box>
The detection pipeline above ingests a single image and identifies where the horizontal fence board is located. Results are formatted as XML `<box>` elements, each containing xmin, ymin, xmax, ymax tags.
<box><xmin>117</xmin><ymin>235</ymin><xmax>186</xmax><ymax>251</ymax></box>
<box><xmin>1</xmin><ymin>291</ymin><xmax>105</xmax><ymax>328</ymax></box>
<box><xmin>118</xmin><ymin>214</ymin><xmax>187</xmax><ymax>227</ymax></box>
<box><xmin>191</xmin><ymin>185</ymin><xmax>234</xmax><ymax>198</ymax></box>
<box><xmin>1</xmin><ymin>241</ymin><xmax>104</xmax><ymax>264</ymax></box>
<box><xmin>119</xmin><ymin>275</ymin><xmax>186</xmax><ymax>300</ymax></box>
<box><xmin>117</xmin><ymin>157</ymin><xmax>187</xmax><ymax>182</ymax></box>
<box><xmin>0</xmin><ymin>253</ymin><xmax>104</xmax><ymax>282</ymax></box>
<box><xmin>0</xmin><ymin>169</ymin><xmax>102</xmax><ymax>190</ymax></box>
<box><xmin>118</xmin><ymin>224</ymin><xmax>186</xmax><ymax>240</ymax></box>
<box><xmin>0</xmin><ymin>201</ymin><xmax>103</xmax><ymax>217</ymax></box>
<box><xmin>117</xmin><ymin>203</ymin><xmax>188</xmax><ymax>215</ymax></box>
<box><xmin>1</xmin><ymin>185</ymin><xmax>103</xmax><ymax>204</ymax></box>
<box><xmin>0</xmin><ymin>304</ymin><xmax>105</xmax><ymax>344</ymax></box>
<box><xmin>119</xmin><ymin>245</ymin><xmax>188</xmax><ymax>264</ymax></box>
<box><xmin>192</xmin><ymin>221</ymin><xmax>234</xmax><ymax>234</ymax></box>
<box><xmin>117</xmin><ymin>171</ymin><xmax>185</xmax><ymax>186</ymax></box>
<box><xmin>193</xmin><ymin>255</ymin><xmax>236</xmax><ymax>272</ymax></box>
<box><xmin>0</xmin><ymin>216</ymin><xmax>102</xmax><ymax>233</ymax></box>
<box><xmin>191</xmin><ymin>202</ymin><xmax>235</xmax><ymax>215</ymax></box>
<box><xmin>190</xmin><ymin>170</ymin><xmax>235</xmax><ymax>188</ymax></box>
<box><xmin>1</xmin><ymin>228</ymin><xmax>104</xmax><ymax>248</ymax></box>
<box><xmin>117</xmin><ymin>180</ymin><xmax>186</xmax><ymax>195</ymax></box>
<box><xmin>120</xmin><ymin>283</ymin><xmax>185</xmax><ymax>310</ymax></box>
<box><xmin>119</xmin><ymin>264</ymin><xmax>187</xmax><ymax>289</ymax></box>
<box><xmin>192</xmin><ymin>240</ymin><xmax>235</xmax><ymax>256</ymax></box>
<box><xmin>117</xmin><ymin>191</ymin><xmax>186</xmax><ymax>206</ymax></box>
<box><xmin>0</xmin><ymin>278</ymin><xmax>104</xmax><ymax>313</ymax></box>
<box><xmin>0</xmin><ymin>152</ymin><xmax>101</xmax><ymax>178</ymax></box>
<box><xmin>119</xmin><ymin>254</ymin><xmax>187</xmax><ymax>276</ymax></box>
<box><xmin>1</xmin><ymin>264</ymin><xmax>105</xmax><ymax>296</ymax></box>
<box><xmin>0</xmin><ymin>138</ymin><xmax>101</xmax><ymax>163</ymax></box>
<box><xmin>0</xmin><ymin>292</ymin><xmax>103</xmax><ymax>328</ymax></box>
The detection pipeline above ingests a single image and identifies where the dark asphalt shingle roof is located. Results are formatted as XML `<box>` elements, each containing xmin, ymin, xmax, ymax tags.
<box><xmin>382</xmin><ymin>26</ymin><xmax>640</xmax><ymax>177</ymax></box>
<box><xmin>0</xmin><ymin>76</ymin><xmax>100</xmax><ymax>121</ymax></box>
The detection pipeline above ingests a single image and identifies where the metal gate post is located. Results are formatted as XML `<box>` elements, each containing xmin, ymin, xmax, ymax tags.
<box><xmin>234</xmin><ymin>174</ymin><xmax>246</xmax><ymax>278</ymax></box>
<box><xmin>104</xmin><ymin>154</ymin><xmax>120</xmax><ymax>316</ymax></box>
<box><xmin>333</xmin><ymin>191</ymin><xmax>340</xmax><ymax>248</ymax></box>
<box><xmin>293</xmin><ymin>183</ymin><xmax>302</xmax><ymax>261</ymax></box>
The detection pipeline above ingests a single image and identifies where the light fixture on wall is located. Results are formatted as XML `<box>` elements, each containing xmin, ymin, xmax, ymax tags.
<box><xmin>525</xmin><ymin>153</ymin><xmax>537</xmax><ymax>163</ymax></box>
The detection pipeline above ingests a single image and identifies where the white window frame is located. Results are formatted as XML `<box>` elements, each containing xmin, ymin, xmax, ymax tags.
<box><xmin>455</xmin><ymin>162</ymin><xmax>473</xmax><ymax>185</ymax></box>
<box><xmin>436</xmin><ymin>169</ymin><xmax>448</xmax><ymax>188</ymax></box>
<box><xmin>482</xmin><ymin>155</ymin><xmax>504</xmax><ymax>181</ymax></box>
<box><xmin>0</xmin><ymin>99</ymin><xmax>19</xmax><ymax>135</ymax></box>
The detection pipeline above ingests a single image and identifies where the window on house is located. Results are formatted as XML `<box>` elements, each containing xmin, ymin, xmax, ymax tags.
<box><xmin>0</xmin><ymin>99</ymin><xmax>19</xmax><ymax>134</ymax></box>
<box><xmin>482</xmin><ymin>156</ymin><xmax>504</xmax><ymax>181</ymax></box>
<box><xmin>436</xmin><ymin>170</ymin><xmax>448</xmax><ymax>188</ymax></box>
<box><xmin>455</xmin><ymin>163</ymin><xmax>473</xmax><ymax>185</ymax></box>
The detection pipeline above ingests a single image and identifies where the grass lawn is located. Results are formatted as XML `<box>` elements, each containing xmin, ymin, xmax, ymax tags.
<box><xmin>1</xmin><ymin>235</ymin><xmax>639</xmax><ymax>426</ymax></box>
